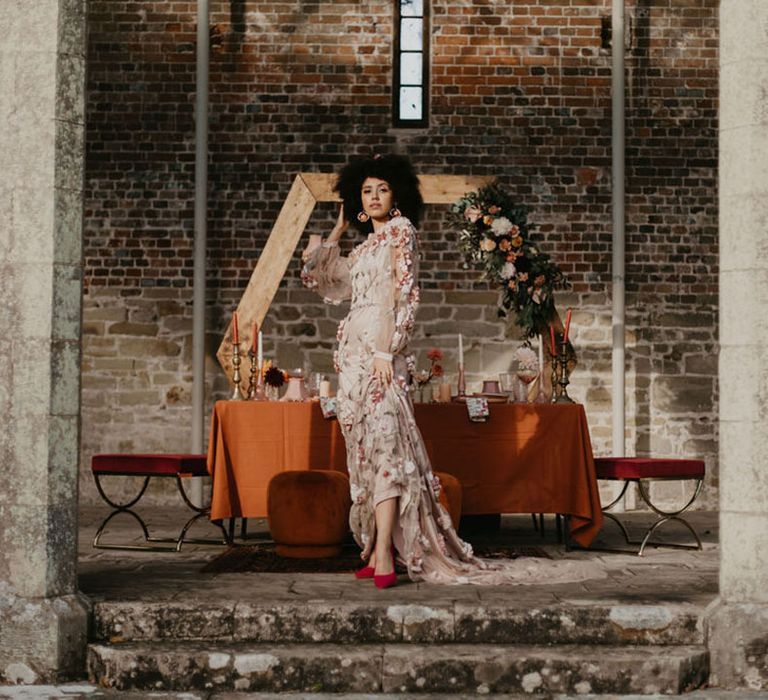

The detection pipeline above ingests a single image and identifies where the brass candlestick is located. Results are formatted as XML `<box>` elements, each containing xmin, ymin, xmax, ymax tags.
<box><xmin>231</xmin><ymin>343</ymin><xmax>245</xmax><ymax>400</ymax></box>
<box><xmin>550</xmin><ymin>352</ymin><xmax>560</xmax><ymax>403</ymax></box>
<box><xmin>555</xmin><ymin>340</ymin><xmax>574</xmax><ymax>404</ymax></box>
<box><xmin>247</xmin><ymin>352</ymin><xmax>267</xmax><ymax>401</ymax></box>
<box><xmin>457</xmin><ymin>363</ymin><xmax>466</xmax><ymax>399</ymax></box>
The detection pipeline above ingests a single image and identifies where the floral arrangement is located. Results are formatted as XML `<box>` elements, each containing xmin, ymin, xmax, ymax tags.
<box><xmin>514</xmin><ymin>346</ymin><xmax>539</xmax><ymax>372</ymax></box>
<box><xmin>263</xmin><ymin>362</ymin><xmax>288</xmax><ymax>388</ymax></box>
<box><xmin>414</xmin><ymin>348</ymin><xmax>444</xmax><ymax>387</ymax></box>
<box><xmin>450</xmin><ymin>182</ymin><xmax>568</xmax><ymax>339</ymax></box>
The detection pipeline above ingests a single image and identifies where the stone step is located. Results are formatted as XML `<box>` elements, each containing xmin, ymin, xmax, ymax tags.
<box><xmin>92</xmin><ymin>600</ymin><xmax>704</xmax><ymax>647</ymax></box>
<box><xmin>87</xmin><ymin>641</ymin><xmax>708</xmax><ymax>695</ymax></box>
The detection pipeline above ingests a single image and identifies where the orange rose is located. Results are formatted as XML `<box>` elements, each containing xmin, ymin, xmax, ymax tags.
<box><xmin>488</xmin><ymin>205</ymin><xmax>501</xmax><ymax>214</ymax></box>
<box><xmin>479</xmin><ymin>237</ymin><xmax>497</xmax><ymax>252</ymax></box>
<box><xmin>499</xmin><ymin>239</ymin><xmax>511</xmax><ymax>251</ymax></box>
<box><xmin>508</xmin><ymin>280</ymin><xmax>517</xmax><ymax>290</ymax></box>
<box><xmin>506</xmin><ymin>253</ymin><xmax>516</xmax><ymax>262</ymax></box>
<box><xmin>483</xmin><ymin>215</ymin><xmax>494</xmax><ymax>225</ymax></box>
<box><xmin>511</xmin><ymin>235</ymin><xmax>523</xmax><ymax>248</ymax></box>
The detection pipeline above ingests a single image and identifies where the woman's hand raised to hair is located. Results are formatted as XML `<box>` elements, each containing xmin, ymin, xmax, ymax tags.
<box><xmin>328</xmin><ymin>204</ymin><xmax>349</xmax><ymax>243</ymax></box>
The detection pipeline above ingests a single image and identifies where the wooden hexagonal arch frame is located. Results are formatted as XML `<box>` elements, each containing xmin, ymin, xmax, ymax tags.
<box><xmin>216</xmin><ymin>173</ymin><xmax>493</xmax><ymax>383</ymax></box>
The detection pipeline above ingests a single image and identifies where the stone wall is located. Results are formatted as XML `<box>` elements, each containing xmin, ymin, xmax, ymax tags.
<box><xmin>81</xmin><ymin>0</ymin><xmax>719</xmax><ymax>509</ymax></box>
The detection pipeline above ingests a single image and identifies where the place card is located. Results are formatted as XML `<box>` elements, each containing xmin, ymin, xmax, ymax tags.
<box><xmin>319</xmin><ymin>396</ymin><xmax>337</xmax><ymax>419</ymax></box>
<box><xmin>466</xmin><ymin>397</ymin><xmax>489</xmax><ymax>422</ymax></box>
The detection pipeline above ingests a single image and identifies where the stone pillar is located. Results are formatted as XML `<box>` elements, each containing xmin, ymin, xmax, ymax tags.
<box><xmin>708</xmin><ymin>0</ymin><xmax>768</xmax><ymax>689</ymax></box>
<box><xmin>0</xmin><ymin>0</ymin><xmax>89</xmax><ymax>684</ymax></box>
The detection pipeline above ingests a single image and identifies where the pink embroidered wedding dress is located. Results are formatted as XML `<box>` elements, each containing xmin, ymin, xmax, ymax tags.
<box><xmin>302</xmin><ymin>216</ymin><xmax>599</xmax><ymax>585</ymax></box>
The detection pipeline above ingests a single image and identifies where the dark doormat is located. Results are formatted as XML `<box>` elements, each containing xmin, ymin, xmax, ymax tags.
<box><xmin>201</xmin><ymin>542</ymin><xmax>551</xmax><ymax>574</ymax></box>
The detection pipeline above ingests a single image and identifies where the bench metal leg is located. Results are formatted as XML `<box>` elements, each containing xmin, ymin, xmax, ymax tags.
<box><xmin>92</xmin><ymin>473</ymin><xmax>230</xmax><ymax>551</ymax></box>
<box><xmin>595</xmin><ymin>478</ymin><xmax>704</xmax><ymax>556</ymax></box>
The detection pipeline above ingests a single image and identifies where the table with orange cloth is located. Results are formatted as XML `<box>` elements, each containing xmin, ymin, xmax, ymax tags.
<box><xmin>206</xmin><ymin>400</ymin><xmax>603</xmax><ymax>547</ymax></box>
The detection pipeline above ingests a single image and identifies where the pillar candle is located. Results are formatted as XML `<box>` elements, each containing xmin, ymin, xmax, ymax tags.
<box><xmin>538</xmin><ymin>334</ymin><xmax>544</xmax><ymax>373</ymax></box>
<box><xmin>232</xmin><ymin>312</ymin><xmax>239</xmax><ymax>345</ymax></box>
<box><xmin>319</xmin><ymin>379</ymin><xmax>331</xmax><ymax>398</ymax></box>
<box><xmin>439</xmin><ymin>382</ymin><xmax>452</xmax><ymax>403</ymax></box>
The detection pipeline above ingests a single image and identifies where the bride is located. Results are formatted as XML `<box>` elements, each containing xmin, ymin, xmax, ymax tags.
<box><xmin>302</xmin><ymin>154</ymin><xmax>598</xmax><ymax>588</ymax></box>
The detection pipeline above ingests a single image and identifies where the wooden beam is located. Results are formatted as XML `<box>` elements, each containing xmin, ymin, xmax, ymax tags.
<box><xmin>216</xmin><ymin>172</ymin><xmax>494</xmax><ymax>385</ymax></box>
<box><xmin>216</xmin><ymin>174</ymin><xmax>317</xmax><ymax>381</ymax></box>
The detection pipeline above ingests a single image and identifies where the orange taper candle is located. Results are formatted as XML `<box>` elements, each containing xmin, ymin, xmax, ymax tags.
<box><xmin>232</xmin><ymin>311</ymin><xmax>239</xmax><ymax>345</ymax></box>
<box><xmin>563</xmin><ymin>308</ymin><xmax>572</xmax><ymax>344</ymax></box>
<box><xmin>550</xmin><ymin>325</ymin><xmax>556</xmax><ymax>355</ymax></box>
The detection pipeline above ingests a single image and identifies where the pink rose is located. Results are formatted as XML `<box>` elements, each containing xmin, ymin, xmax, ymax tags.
<box><xmin>464</xmin><ymin>205</ymin><xmax>482</xmax><ymax>223</ymax></box>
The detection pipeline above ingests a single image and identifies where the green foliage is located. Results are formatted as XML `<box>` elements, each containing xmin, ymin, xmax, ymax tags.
<box><xmin>449</xmin><ymin>182</ymin><xmax>569</xmax><ymax>339</ymax></box>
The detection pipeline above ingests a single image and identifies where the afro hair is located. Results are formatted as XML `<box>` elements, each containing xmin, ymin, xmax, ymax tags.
<box><xmin>334</xmin><ymin>154</ymin><xmax>424</xmax><ymax>234</ymax></box>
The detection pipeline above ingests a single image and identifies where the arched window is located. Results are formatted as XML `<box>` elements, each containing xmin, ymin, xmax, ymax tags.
<box><xmin>393</xmin><ymin>0</ymin><xmax>429</xmax><ymax>128</ymax></box>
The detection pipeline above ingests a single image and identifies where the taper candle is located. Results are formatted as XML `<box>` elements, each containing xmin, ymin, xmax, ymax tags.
<box><xmin>459</xmin><ymin>333</ymin><xmax>464</xmax><ymax>366</ymax></box>
<box><xmin>232</xmin><ymin>311</ymin><xmax>239</xmax><ymax>345</ymax></box>
<box><xmin>563</xmin><ymin>308</ymin><xmax>572</xmax><ymax>344</ymax></box>
<box><xmin>550</xmin><ymin>325</ymin><xmax>556</xmax><ymax>356</ymax></box>
<box><xmin>538</xmin><ymin>334</ymin><xmax>544</xmax><ymax>374</ymax></box>
<box><xmin>257</xmin><ymin>330</ymin><xmax>263</xmax><ymax>369</ymax></box>
<box><xmin>252</xmin><ymin>322</ymin><xmax>258</xmax><ymax>354</ymax></box>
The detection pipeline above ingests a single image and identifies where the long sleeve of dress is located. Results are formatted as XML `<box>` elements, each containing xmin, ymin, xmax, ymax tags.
<box><xmin>301</xmin><ymin>241</ymin><xmax>352</xmax><ymax>304</ymax></box>
<box><xmin>373</xmin><ymin>220</ymin><xmax>420</xmax><ymax>360</ymax></box>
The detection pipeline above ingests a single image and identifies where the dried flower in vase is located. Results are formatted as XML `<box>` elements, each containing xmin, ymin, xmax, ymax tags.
<box><xmin>264</xmin><ymin>365</ymin><xmax>287</xmax><ymax>388</ymax></box>
<box><xmin>514</xmin><ymin>346</ymin><xmax>539</xmax><ymax>372</ymax></box>
<box><xmin>414</xmin><ymin>348</ymin><xmax>444</xmax><ymax>387</ymax></box>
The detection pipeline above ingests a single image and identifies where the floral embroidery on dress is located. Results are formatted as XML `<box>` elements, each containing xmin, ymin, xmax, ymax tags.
<box><xmin>301</xmin><ymin>216</ymin><xmax>600</xmax><ymax>586</ymax></box>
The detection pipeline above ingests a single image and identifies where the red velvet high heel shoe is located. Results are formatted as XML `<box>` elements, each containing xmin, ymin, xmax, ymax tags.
<box><xmin>373</xmin><ymin>545</ymin><xmax>398</xmax><ymax>589</ymax></box>
<box><xmin>354</xmin><ymin>564</ymin><xmax>375</xmax><ymax>579</ymax></box>
<box><xmin>356</xmin><ymin>545</ymin><xmax>396</xmax><ymax>580</ymax></box>
<box><xmin>374</xmin><ymin>570</ymin><xmax>398</xmax><ymax>589</ymax></box>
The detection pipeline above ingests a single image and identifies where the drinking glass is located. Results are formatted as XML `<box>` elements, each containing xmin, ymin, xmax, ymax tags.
<box><xmin>516</xmin><ymin>368</ymin><xmax>538</xmax><ymax>403</ymax></box>
<box><xmin>309</xmin><ymin>372</ymin><xmax>326</xmax><ymax>399</ymax></box>
<box><xmin>499</xmin><ymin>372</ymin><xmax>516</xmax><ymax>403</ymax></box>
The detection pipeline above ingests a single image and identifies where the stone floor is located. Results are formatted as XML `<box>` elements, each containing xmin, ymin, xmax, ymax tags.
<box><xmin>76</xmin><ymin>505</ymin><xmax>719</xmax><ymax>609</ymax></box>
<box><xmin>6</xmin><ymin>505</ymin><xmax>757</xmax><ymax>698</ymax></box>
<box><xmin>2</xmin><ymin>689</ymin><xmax>768</xmax><ymax>700</ymax></box>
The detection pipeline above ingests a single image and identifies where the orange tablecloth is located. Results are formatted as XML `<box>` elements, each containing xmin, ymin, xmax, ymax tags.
<box><xmin>207</xmin><ymin>401</ymin><xmax>603</xmax><ymax>547</ymax></box>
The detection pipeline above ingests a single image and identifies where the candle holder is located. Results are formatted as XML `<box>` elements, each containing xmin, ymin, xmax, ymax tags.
<box><xmin>554</xmin><ymin>340</ymin><xmax>575</xmax><ymax>404</ymax></box>
<box><xmin>550</xmin><ymin>352</ymin><xmax>560</xmax><ymax>404</ymax></box>
<box><xmin>231</xmin><ymin>342</ymin><xmax>245</xmax><ymax>401</ymax></box>
<box><xmin>457</xmin><ymin>363</ymin><xmax>466</xmax><ymax>400</ymax></box>
<box><xmin>247</xmin><ymin>350</ymin><xmax>267</xmax><ymax>401</ymax></box>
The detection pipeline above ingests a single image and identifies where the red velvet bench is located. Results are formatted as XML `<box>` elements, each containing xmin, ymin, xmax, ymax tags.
<box><xmin>594</xmin><ymin>457</ymin><xmax>705</xmax><ymax>556</ymax></box>
<box><xmin>91</xmin><ymin>453</ymin><xmax>228</xmax><ymax>552</ymax></box>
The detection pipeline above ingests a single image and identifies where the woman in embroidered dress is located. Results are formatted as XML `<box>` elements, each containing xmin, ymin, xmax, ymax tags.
<box><xmin>301</xmin><ymin>155</ymin><xmax>598</xmax><ymax>588</ymax></box>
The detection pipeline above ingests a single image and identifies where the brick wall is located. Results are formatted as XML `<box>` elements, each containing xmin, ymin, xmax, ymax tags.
<box><xmin>82</xmin><ymin>0</ymin><xmax>719</xmax><ymax>509</ymax></box>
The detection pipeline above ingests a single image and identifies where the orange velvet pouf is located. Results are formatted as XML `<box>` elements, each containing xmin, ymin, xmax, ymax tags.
<box><xmin>434</xmin><ymin>471</ymin><xmax>463</xmax><ymax>530</ymax></box>
<box><xmin>267</xmin><ymin>470</ymin><xmax>351</xmax><ymax>558</ymax></box>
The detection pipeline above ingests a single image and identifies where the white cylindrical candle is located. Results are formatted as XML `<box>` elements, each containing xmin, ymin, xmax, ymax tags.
<box><xmin>319</xmin><ymin>379</ymin><xmax>331</xmax><ymax>398</ymax></box>
<box><xmin>538</xmin><ymin>334</ymin><xmax>544</xmax><ymax>374</ymax></box>
<box><xmin>459</xmin><ymin>333</ymin><xmax>464</xmax><ymax>366</ymax></box>
<box><xmin>439</xmin><ymin>382</ymin><xmax>452</xmax><ymax>403</ymax></box>
<box><xmin>257</xmin><ymin>330</ymin><xmax>263</xmax><ymax>369</ymax></box>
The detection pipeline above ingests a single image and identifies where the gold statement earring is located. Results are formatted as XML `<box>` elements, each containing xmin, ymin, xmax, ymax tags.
<box><xmin>357</xmin><ymin>211</ymin><xmax>370</xmax><ymax>223</ymax></box>
<box><xmin>389</xmin><ymin>206</ymin><xmax>401</xmax><ymax>218</ymax></box>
